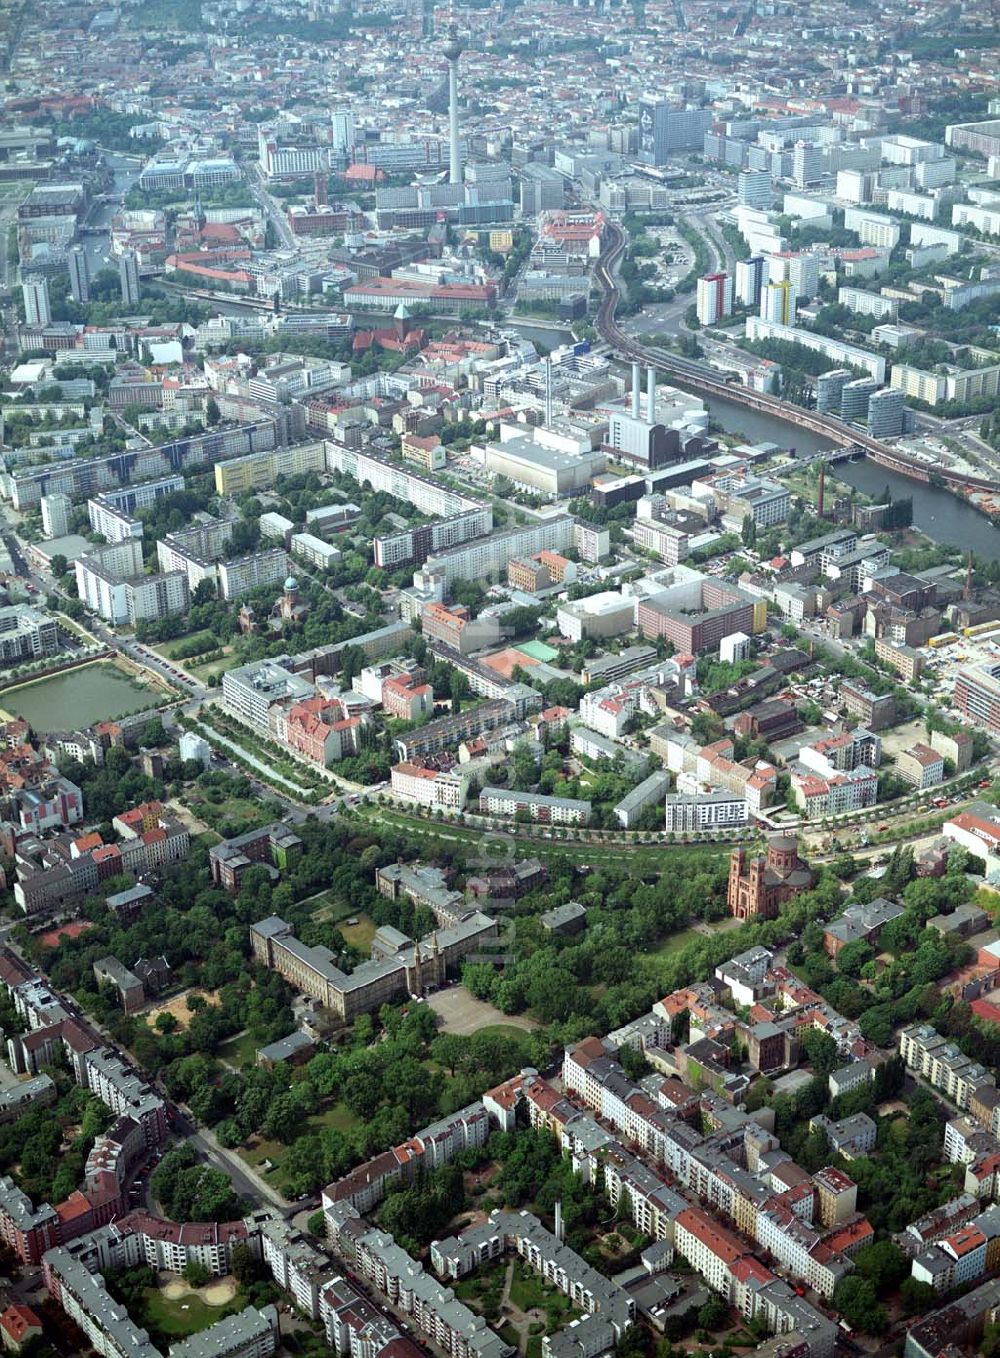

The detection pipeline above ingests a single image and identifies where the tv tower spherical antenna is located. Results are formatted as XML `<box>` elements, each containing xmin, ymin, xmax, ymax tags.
<box><xmin>443</xmin><ymin>22</ymin><xmax>464</xmax><ymax>62</ymax></box>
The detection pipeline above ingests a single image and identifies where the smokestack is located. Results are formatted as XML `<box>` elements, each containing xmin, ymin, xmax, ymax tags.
<box><xmin>554</xmin><ymin>1200</ymin><xmax>563</xmax><ymax>1241</ymax></box>
<box><xmin>646</xmin><ymin>366</ymin><xmax>656</xmax><ymax>424</ymax></box>
<box><xmin>631</xmin><ymin>362</ymin><xmax>641</xmax><ymax>420</ymax></box>
<box><xmin>544</xmin><ymin>357</ymin><xmax>553</xmax><ymax>427</ymax></box>
<box><xmin>817</xmin><ymin>464</ymin><xmax>825</xmax><ymax>519</ymax></box>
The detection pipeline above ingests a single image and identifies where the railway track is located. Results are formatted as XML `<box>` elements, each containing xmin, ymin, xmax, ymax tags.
<box><xmin>592</xmin><ymin>221</ymin><xmax>1000</xmax><ymax>494</ymax></box>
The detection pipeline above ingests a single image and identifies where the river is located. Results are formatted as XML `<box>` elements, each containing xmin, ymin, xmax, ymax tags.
<box><xmin>701</xmin><ymin>390</ymin><xmax>1000</xmax><ymax>559</ymax></box>
<box><xmin>89</xmin><ymin>184</ymin><xmax>996</xmax><ymax>557</ymax></box>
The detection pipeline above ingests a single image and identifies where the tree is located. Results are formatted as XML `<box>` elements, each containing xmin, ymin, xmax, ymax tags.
<box><xmin>450</xmin><ymin>669</ymin><xmax>465</xmax><ymax>715</ymax></box>
<box><xmin>142</xmin><ymin>718</ymin><xmax>165</xmax><ymax>746</ymax></box>
<box><xmin>740</xmin><ymin>514</ymin><xmax>757</xmax><ymax>549</ymax></box>
<box><xmin>835</xmin><ymin>938</ymin><xmax>874</xmax><ymax>979</ymax></box>
<box><xmin>854</xmin><ymin>1239</ymin><xmax>908</xmax><ymax>1292</ymax></box>
<box><xmin>49</xmin><ymin>554</ymin><xmax>69</xmax><ymax>577</ymax></box>
<box><xmin>697</xmin><ymin>1295</ymin><xmax>729</xmax><ymax>1330</ymax></box>
<box><xmin>832</xmin><ymin>1276</ymin><xmax>887</xmax><ymax>1335</ymax></box>
<box><xmin>900</xmin><ymin>1276</ymin><xmax>937</xmax><ymax>1316</ymax></box>
<box><xmin>230</xmin><ymin>1242</ymin><xmax>260</xmax><ymax>1286</ymax></box>
<box><xmin>183</xmin><ymin>1260</ymin><xmax>211</xmax><ymax>1287</ymax></box>
<box><xmin>800</xmin><ymin>1028</ymin><xmax>839</xmax><ymax>1076</ymax></box>
<box><xmin>206</xmin><ymin>396</ymin><xmax>221</xmax><ymax>426</ymax></box>
<box><xmin>191</xmin><ymin>578</ymin><xmax>217</xmax><ymax>607</ymax></box>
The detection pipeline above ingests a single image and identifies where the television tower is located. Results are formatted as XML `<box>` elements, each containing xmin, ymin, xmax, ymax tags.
<box><xmin>443</xmin><ymin>22</ymin><xmax>464</xmax><ymax>185</ymax></box>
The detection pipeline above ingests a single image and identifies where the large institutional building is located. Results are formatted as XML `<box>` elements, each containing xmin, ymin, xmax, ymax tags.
<box><xmin>250</xmin><ymin>910</ymin><xmax>497</xmax><ymax>1022</ymax></box>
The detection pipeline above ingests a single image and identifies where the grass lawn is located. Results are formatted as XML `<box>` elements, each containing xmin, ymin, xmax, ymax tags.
<box><xmin>475</xmin><ymin>1024</ymin><xmax>538</xmax><ymax>1046</ymax></box>
<box><xmin>499</xmin><ymin>1323</ymin><xmax>520</xmax><ymax>1352</ymax></box>
<box><xmin>509</xmin><ymin>1261</ymin><xmax>581</xmax><ymax>1324</ymax></box>
<box><xmin>237</xmin><ymin>1100</ymin><xmax>361</xmax><ymax>1192</ymax></box>
<box><xmin>190</xmin><ymin>652</ymin><xmax>239</xmax><ymax>680</ymax></box>
<box><xmin>310</xmin><ymin>893</ymin><xmax>359</xmax><ymax>925</ymax></box>
<box><xmin>338</xmin><ymin>914</ymin><xmax>376</xmax><ymax>950</ymax></box>
<box><xmin>217</xmin><ymin>1033</ymin><xmax>259</xmax><ymax>1070</ymax></box>
<box><xmin>186</xmin><ymin>791</ymin><xmax>272</xmax><ymax>830</ymax></box>
<box><xmin>142</xmin><ymin>1287</ymin><xmax>240</xmax><ymax>1339</ymax></box>
<box><xmin>653</xmin><ymin>925</ymin><xmax>703</xmax><ymax>956</ymax></box>
<box><xmin>153</xmin><ymin>632</ymin><xmax>215</xmax><ymax>660</ymax></box>
<box><xmin>312</xmin><ymin>1102</ymin><xmax>360</xmax><ymax>1135</ymax></box>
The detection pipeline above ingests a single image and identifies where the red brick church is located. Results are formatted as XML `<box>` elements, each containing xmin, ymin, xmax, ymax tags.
<box><xmin>727</xmin><ymin>835</ymin><xmax>814</xmax><ymax>922</ymax></box>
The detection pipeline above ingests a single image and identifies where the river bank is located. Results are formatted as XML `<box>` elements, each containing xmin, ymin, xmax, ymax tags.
<box><xmin>702</xmin><ymin>391</ymin><xmax>1000</xmax><ymax>557</ymax></box>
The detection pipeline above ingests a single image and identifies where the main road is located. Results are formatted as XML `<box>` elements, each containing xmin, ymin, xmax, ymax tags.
<box><xmin>593</xmin><ymin>220</ymin><xmax>1000</xmax><ymax>494</ymax></box>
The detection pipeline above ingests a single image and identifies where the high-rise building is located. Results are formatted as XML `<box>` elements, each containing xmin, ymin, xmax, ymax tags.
<box><xmin>22</xmin><ymin>276</ymin><xmax>50</xmax><ymax>326</ymax></box>
<box><xmin>67</xmin><ymin>245</ymin><xmax>90</xmax><ymax>304</ymax></box>
<box><xmin>767</xmin><ymin>250</ymin><xmax>820</xmax><ymax>301</ymax></box>
<box><xmin>735</xmin><ymin>256</ymin><xmax>765</xmax><ymax>308</ymax></box>
<box><xmin>738</xmin><ymin>169</ymin><xmax>771</xmax><ymax>210</ymax></box>
<box><xmin>866</xmin><ymin>386</ymin><xmax>905</xmax><ymax>438</ymax></box>
<box><xmin>519</xmin><ymin>164</ymin><xmax>565</xmax><ymax>215</ymax></box>
<box><xmin>40</xmin><ymin>493</ymin><xmax>71</xmax><ymax>539</ymax></box>
<box><xmin>638</xmin><ymin>99</ymin><xmax>713</xmax><ymax>165</ymax></box>
<box><xmin>792</xmin><ymin>141</ymin><xmax>824</xmax><ymax>187</ymax></box>
<box><xmin>696</xmin><ymin>272</ymin><xmax>733</xmax><ymax>325</ymax></box>
<box><xmin>331</xmin><ymin>110</ymin><xmax>355</xmax><ymax>156</ymax></box>
<box><xmin>760</xmin><ymin>279</ymin><xmax>797</xmax><ymax>325</ymax></box>
<box><xmin>422</xmin><ymin>0</ymin><xmax>435</xmax><ymax>39</ymax></box>
<box><xmin>815</xmin><ymin>369</ymin><xmax>852</xmax><ymax>414</ymax></box>
<box><xmin>840</xmin><ymin>377</ymin><xmax>879</xmax><ymax>423</ymax></box>
<box><xmin>119</xmin><ymin>250</ymin><xmax>140</xmax><ymax>307</ymax></box>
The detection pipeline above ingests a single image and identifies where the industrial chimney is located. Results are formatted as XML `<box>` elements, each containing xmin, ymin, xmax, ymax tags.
<box><xmin>631</xmin><ymin>362</ymin><xmax>641</xmax><ymax>420</ymax></box>
<box><xmin>544</xmin><ymin>357</ymin><xmax>553</xmax><ymax>426</ymax></box>
<box><xmin>646</xmin><ymin>366</ymin><xmax>656</xmax><ymax>424</ymax></box>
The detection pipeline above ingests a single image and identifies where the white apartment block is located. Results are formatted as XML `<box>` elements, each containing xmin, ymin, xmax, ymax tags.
<box><xmin>837</xmin><ymin>287</ymin><xmax>896</xmax><ymax>319</ymax></box>
<box><xmin>479</xmin><ymin>787</ymin><xmax>591</xmax><ymax>825</ymax></box>
<box><xmin>421</xmin><ymin>516</ymin><xmax>577</xmax><ymax>587</ymax></box>
<box><xmin>40</xmin><ymin>493</ymin><xmax>71</xmax><ymax>538</ymax></box>
<box><xmin>745</xmin><ymin>317</ymin><xmax>886</xmax><ymax>382</ymax></box>
<box><xmin>391</xmin><ymin>762</ymin><xmax>468</xmax><ymax>810</ymax></box>
<box><xmin>664</xmin><ymin>792</ymin><xmax>749</xmax><ymax>833</ymax></box>
<box><xmin>632</xmin><ymin>518</ymin><xmax>689</xmax><ymax>565</ymax></box>
<box><xmin>88</xmin><ymin>498</ymin><xmax>143</xmax><ymax>543</ymax></box>
<box><xmin>579</xmin><ymin>690</ymin><xmax>635</xmax><ymax>739</ymax></box>
<box><xmin>952</xmin><ymin>203</ymin><xmax>1000</xmax><ymax>236</ymax></box>
<box><xmin>324</xmin><ymin>442</ymin><xmax>484</xmax><ymax>521</ymax></box>
<box><xmin>899</xmin><ymin>1024</ymin><xmax>996</xmax><ymax>1111</ymax></box>
<box><xmin>217</xmin><ymin>549</ymin><xmax>290</xmax><ymax>601</ymax></box>
<box><xmin>290</xmin><ymin>532</ymin><xmax>341</xmax><ymax>570</ymax></box>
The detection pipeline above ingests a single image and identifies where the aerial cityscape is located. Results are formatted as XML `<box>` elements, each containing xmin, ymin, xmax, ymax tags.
<box><xmin>0</xmin><ymin>1</ymin><xmax>998</xmax><ymax>1357</ymax></box>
